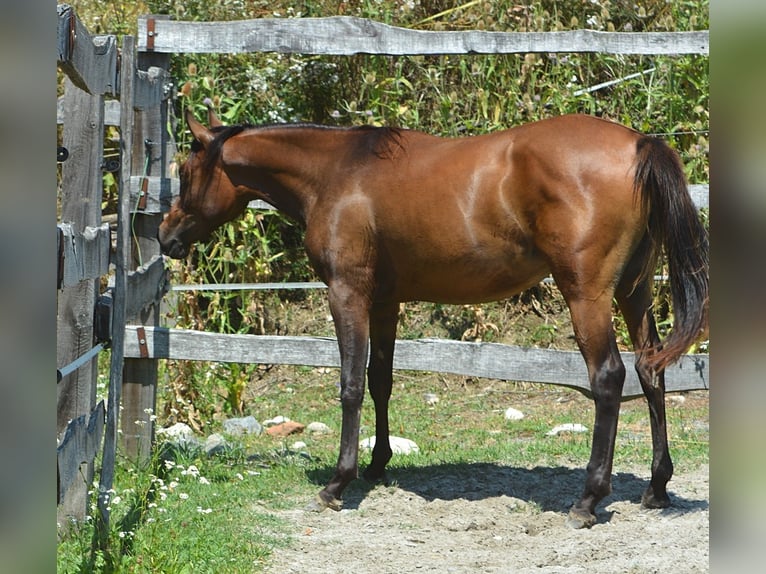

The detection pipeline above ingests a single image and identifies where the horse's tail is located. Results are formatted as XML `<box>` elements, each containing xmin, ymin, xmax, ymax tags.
<box><xmin>634</xmin><ymin>135</ymin><xmax>709</xmax><ymax>371</ymax></box>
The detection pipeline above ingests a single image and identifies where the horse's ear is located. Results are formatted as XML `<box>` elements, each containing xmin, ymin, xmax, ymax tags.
<box><xmin>186</xmin><ymin>108</ymin><xmax>214</xmax><ymax>148</ymax></box>
<box><xmin>206</xmin><ymin>105</ymin><xmax>224</xmax><ymax>128</ymax></box>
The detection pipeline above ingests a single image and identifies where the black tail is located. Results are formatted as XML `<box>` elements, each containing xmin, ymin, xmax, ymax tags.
<box><xmin>634</xmin><ymin>136</ymin><xmax>709</xmax><ymax>370</ymax></box>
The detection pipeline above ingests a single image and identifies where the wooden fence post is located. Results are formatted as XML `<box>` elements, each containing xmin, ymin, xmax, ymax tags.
<box><xmin>120</xmin><ymin>35</ymin><xmax>172</xmax><ymax>464</ymax></box>
<box><xmin>97</xmin><ymin>34</ymin><xmax>135</xmax><ymax>534</ymax></box>
<box><xmin>56</xmin><ymin>77</ymin><xmax>104</xmax><ymax>526</ymax></box>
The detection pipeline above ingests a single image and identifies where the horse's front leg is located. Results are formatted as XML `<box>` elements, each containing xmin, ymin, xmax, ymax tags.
<box><xmin>310</xmin><ymin>282</ymin><xmax>371</xmax><ymax>512</ymax></box>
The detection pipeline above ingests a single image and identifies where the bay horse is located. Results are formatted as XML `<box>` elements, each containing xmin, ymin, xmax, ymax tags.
<box><xmin>158</xmin><ymin>109</ymin><xmax>708</xmax><ymax>528</ymax></box>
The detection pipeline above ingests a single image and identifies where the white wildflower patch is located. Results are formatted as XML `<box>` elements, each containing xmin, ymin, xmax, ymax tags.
<box><xmin>181</xmin><ymin>465</ymin><xmax>200</xmax><ymax>478</ymax></box>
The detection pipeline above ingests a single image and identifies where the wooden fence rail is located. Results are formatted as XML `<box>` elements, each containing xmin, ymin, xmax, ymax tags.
<box><xmin>125</xmin><ymin>326</ymin><xmax>708</xmax><ymax>400</ymax></box>
<box><xmin>137</xmin><ymin>15</ymin><xmax>709</xmax><ymax>55</ymax></box>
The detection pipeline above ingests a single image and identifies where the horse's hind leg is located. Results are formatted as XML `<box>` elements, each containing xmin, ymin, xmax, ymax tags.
<box><xmin>560</xmin><ymin>289</ymin><xmax>626</xmax><ymax>529</ymax></box>
<box><xmin>616</xmin><ymin>269</ymin><xmax>673</xmax><ymax>510</ymax></box>
<box><xmin>363</xmin><ymin>302</ymin><xmax>400</xmax><ymax>483</ymax></box>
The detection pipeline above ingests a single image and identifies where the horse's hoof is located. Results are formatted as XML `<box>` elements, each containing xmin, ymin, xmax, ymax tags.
<box><xmin>305</xmin><ymin>494</ymin><xmax>343</xmax><ymax>513</ymax></box>
<box><xmin>566</xmin><ymin>507</ymin><xmax>597</xmax><ymax>529</ymax></box>
<box><xmin>362</xmin><ymin>468</ymin><xmax>388</xmax><ymax>485</ymax></box>
<box><xmin>641</xmin><ymin>488</ymin><xmax>671</xmax><ymax>509</ymax></box>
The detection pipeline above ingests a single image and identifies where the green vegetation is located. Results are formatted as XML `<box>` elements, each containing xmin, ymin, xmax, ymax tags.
<box><xmin>58</xmin><ymin>367</ymin><xmax>708</xmax><ymax>572</ymax></box>
<box><xmin>58</xmin><ymin>1</ymin><xmax>709</xmax><ymax>570</ymax></box>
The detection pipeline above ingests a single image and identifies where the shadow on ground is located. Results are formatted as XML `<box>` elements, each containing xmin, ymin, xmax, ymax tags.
<box><xmin>306</xmin><ymin>461</ymin><xmax>708</xmax><ymax>520</ymax></box>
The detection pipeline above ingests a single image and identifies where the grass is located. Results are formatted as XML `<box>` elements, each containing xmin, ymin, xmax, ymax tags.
<box><xmin>58</xmin><ymin>366</ymin><xmax>708</xmax><ymax>572</ymax></box>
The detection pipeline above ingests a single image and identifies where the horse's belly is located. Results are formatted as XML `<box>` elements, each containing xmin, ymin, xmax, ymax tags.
<box><xmin>390</xmin><ymin>257</ymin><xmax>550</xmax><ymax>304</ymax></box>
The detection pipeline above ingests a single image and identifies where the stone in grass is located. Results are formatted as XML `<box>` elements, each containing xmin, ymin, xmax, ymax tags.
<box><xmin>263</xmin><ymin>415</ymin><xmax>291</xmax><ymax>427</ymax></box>
<box><xmin>546</xmin><ymin>423</ymin><xmax>588</xmax><ymax>436</ymax></box>
<box><xmin>157</xmin><ymin>422</ymin><xmax>200</xmax><ymax>447</ymax></box>
<box><xmin>504</xmin><ymin>407</ymin><xmax>525</xmax><ymax>421</ymax></box>
<box><xmin>222</xmin><ymin>415</ymin><xmax>262</xmax><ymax>436</ymax></box>
<box><xmin>360</xmin><ymin>436</ymin><xmax>419</xmax><ymax>455</ymax></box>
<box><xmin>156</xmin><ymin>423</ymin><xmax>202</xmax><ymax>460</ymax></box>
<box><xmin>306</xmin><ymin>421</ymin><xmax>332</xmax><ymax>435</ymax></box>
<box><xmin>204</xmin><ymin>433</ymin><xmax>229</xmax><ymax>456</ymax></box>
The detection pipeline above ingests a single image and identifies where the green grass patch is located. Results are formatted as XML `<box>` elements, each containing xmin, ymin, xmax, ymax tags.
<box><xmin>58</xmin><ymin>367</ymin><xmax>707</xmax><ymax>572</ymax></box>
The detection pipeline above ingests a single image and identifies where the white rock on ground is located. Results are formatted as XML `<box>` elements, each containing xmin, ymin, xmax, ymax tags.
<box><xmin>360</xmin><ymin>436</ymin><xmax>419</xmax><ymax>455</ymax></box>
<box><xmin>157</xmin><ymin>422</ymin><xmax>195</xmax><ymax>441</ymax></box>
<box><xmin>223</xmin><ymin>415</ymin><xmax>262</xmax><ymax>436</ymax></box>
<box><xmin>306</xmin><ymin>421</ymin><xmax>332</xmax><ymax>434</ymax></box>
<box><xmin>504</xmin><ymin>407</ymin><xmax>525</xmax><ymax>421</ymax></box>
<box><xmin>263</xmin><ymin>415</ymin><xmax>291</xmax><ymax>427</ymax></box>
<box><xmin>546</xmin><ymin>423</ymin><xmax>588</xmax><ymax>436</ymax></box>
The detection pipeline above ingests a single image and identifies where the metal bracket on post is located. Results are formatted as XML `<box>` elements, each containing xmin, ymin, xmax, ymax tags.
<box><xmin>135</xmin><ymin>326</ymin><xmax>149</xmax><ymax>359</ymax></box>
<box><xmin>145</xmin><ymin>17</ymin><xmax>156</xmax><ymax>52</ymax></box>
<box><xmin>138</xmin><ymin>177</ymin><xmax>149</xmax><ymax>210</ymax></box>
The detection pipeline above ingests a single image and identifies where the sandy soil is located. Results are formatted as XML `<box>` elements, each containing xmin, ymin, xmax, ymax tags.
<box><xmin>262</xmin><ymin>462</ymin><xmax>708</xmax><ymax>573</ymax></box>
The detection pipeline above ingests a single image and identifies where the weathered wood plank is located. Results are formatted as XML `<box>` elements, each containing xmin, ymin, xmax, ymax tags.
<box><xmin>124</xmin><ymin>255</ymin><xmax>170</xmax><ymax>321</ymax></box>
<box><xmin>128</xmin><ymin>176</ymin><xmax>178</xmax><ymax>213</ymax></box>
<box><xmin>99</xmin><ymin>34</ymin><xmax>135</xmax><ymax>531</ymax></box>
<box><xmin>57</xmin><ymin>401</ymin><xmax>105</xmax><ymax>506</ymax></box>
<box><xmin>137</xmin><ymin>16</ymin><xmax>708</xmax><ymax>56</ymax></box>
<box><xmin>57</xmin><ymin>4</ymin><xmax>118</xmax><ymax>94</ymax></box>
<box><xmin>124</xmin><ymin>327</ymin><xmax>709</xmax><ymax>399</ymax></box>
<box><xmin>57</xmin><ymin>223</ymin><xmax>111</xmax><ymax>288</ymax></box>
<box><xmin>121</xmin><ymin>40</ymin><xmax>174</xmax><ymax>464</ymax></box>
<box><xmin>57</xmin><ymin>75</ymin><xmax>104</xmax><ymax>526</ymax></box>
<box><xmin>134</xmin><ymin>66</ymin><xmax>170</xmax><ymax>111</ymax></box>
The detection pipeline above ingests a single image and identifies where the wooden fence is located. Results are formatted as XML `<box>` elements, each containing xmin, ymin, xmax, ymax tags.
<box><xmin>57</xmin><ymin>5</ymin><xmax>709</xmax><ymax>528</ymax></box>
<box><xmin>56</xmin><ymin>4</ymin><xmax>173</xmax><ymax>531</ymax></box>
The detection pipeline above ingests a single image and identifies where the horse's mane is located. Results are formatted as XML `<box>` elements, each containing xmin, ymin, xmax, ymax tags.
<box><xmin>193</xmin><ymin>123</ymin><xmax>405</xmax><ymax>171</ymax></box>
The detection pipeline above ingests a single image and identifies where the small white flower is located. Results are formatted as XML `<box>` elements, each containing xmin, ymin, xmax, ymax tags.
<box><xmin>179</xmin><ymin>492</ymin><xmax>189</xmax><ymax>500</ymax></box>
<box><xmin>182</xmin><ymin>465</ymin><xmax>200</xmax><ymax>477</ymax></box>
<box><xmin>199</xmin><ymin>476</ymin><xmax>210</xmax><ymax>485</ymax></box>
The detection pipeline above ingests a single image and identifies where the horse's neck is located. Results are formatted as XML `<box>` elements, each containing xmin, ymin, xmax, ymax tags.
<box><xmin>227</xmin><ymin>127</ymin><xmax>344</xmax><ymax>224</ymax></box>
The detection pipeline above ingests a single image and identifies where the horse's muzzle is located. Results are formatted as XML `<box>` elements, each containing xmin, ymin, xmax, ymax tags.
<box><xmin>157</xmin><ymin>228</ymin><xmax>189</xmax><ymax>259</ymax></box>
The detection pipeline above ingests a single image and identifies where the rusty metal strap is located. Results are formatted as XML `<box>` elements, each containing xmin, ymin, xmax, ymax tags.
<box><xmin>138</xmin><ymin>177</ymin><xmax>149</xmax><ymax>210</ymax></box>
<box><xmin>136</xmin><ymin>326</ymin><xmax>150</xmax><ymax>359</ymax></box>
<box><xmin>145</xmin><ymin>18</ymin><xmax>156</xmax><ymax>51</ymax></box>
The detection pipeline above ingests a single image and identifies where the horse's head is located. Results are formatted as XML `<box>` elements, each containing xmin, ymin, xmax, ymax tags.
<box><xmin>158</xmin><ymin>108</ymin><xmax>245</xmax><ymax>259</ymax></box>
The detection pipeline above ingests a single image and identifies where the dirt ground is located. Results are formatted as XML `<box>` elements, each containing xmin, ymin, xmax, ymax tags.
<box><xmin>262</xmin><ymin>462</ymin><xmax>708</xmax><ymax>573</ymax></box>
<box><xmin>231</xmin><ymin>293</ymin><xmax>708</xmax><ymax>572</ymax></box>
